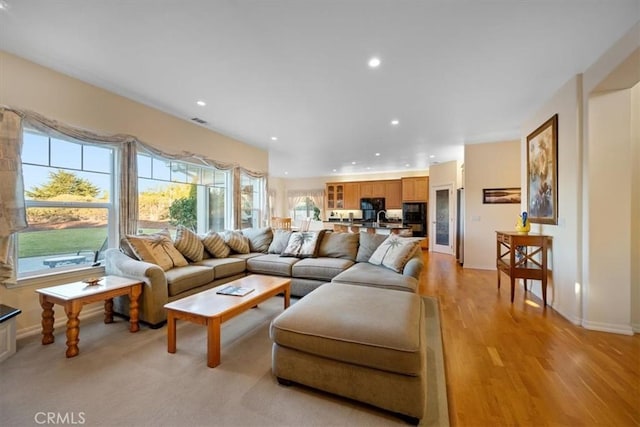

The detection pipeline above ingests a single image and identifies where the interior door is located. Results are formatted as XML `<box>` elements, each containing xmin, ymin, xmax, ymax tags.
<box><xmin>431</xmin><ymin>184</ymin><xmax>454</xmax><ymax>255</ymax></box>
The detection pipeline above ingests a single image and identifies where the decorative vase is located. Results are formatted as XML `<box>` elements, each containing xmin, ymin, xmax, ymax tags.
<box><xmin>515</xmin><ymin>211</ymin><xmax>530</xmax><ymax>233</ymax></box>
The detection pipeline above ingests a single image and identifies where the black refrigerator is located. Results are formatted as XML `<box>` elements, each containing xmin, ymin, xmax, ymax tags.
<box><xmin>402</xmin><ymin>202</ymin><xmax>427</xmax><ymax>237</ymax></box>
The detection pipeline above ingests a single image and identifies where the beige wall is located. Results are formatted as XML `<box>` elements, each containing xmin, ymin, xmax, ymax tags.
<box><xmin>0</xmin><ymin>50</ymin><xmax>268</xmax><ymax>335</ymax></box>
<box><xmin>463</xmin><ymin>141</ymin><xmax>520</xmax><ymax>270</ymax></box>
<box><xmin>631</xmin><ymin>83</ymin><xmax>640</xmax><ymax>332</ymax></box>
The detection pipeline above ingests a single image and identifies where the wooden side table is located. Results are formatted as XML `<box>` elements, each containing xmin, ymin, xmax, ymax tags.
<box><xmin>496</xmin><ymin>231</ymin><xmax>551</xmax><ymax>305</ymax></box>
<box><xmin>35</xmin><ymin>276</ymin><xmax>142</xmax><ymax>358</ymax></box>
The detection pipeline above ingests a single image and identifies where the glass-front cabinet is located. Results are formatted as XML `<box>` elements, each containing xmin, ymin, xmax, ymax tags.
<box><xmin>326</xmin><ymin>183</ymin><xmax>344</xmax><ymax>210</ymax></box>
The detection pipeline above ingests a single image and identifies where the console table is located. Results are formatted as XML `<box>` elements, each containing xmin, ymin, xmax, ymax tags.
<box><xmin>496</xmin><ymin>231</ymin><xmax>551</xmax><ymax>305</ymax></box>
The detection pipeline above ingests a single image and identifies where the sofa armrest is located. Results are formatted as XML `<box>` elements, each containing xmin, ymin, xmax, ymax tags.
<box><xmin>104</xmin><ymin>248</ymin><xmax>169</xmax><ymax>326</ymax></box>
<box><xmin>403</xmin><ymin>250</ymin><xmax>424</xmax><ymax>280</ymax></box>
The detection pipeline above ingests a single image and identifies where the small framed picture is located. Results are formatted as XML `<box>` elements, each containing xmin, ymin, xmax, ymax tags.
<box><xmin>482</xmin><ymin>188</ymin><xmax>521</xmax><ymax>204</ymax></box>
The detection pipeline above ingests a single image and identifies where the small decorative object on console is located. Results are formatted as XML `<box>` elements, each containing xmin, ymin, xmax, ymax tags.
<box><xmin>82</xmin><ymin>277</ymin><xmax>102</xmax><ymax>286</ymax></box>
<box><xmin>515</xmin><ymin>211</ymin><xmax>530</xmax><ymax>233</ymax></box>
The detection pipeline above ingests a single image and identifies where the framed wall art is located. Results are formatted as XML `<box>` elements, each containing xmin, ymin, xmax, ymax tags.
<box><xmin>482</xmin><ymin>188</ymin><xmax>521</xmax><ymax>204</ymax></box>
<box><xmin>527</xmin><ymin>114</ymin><xmax>558</xmax><ymax>224</ymax></box>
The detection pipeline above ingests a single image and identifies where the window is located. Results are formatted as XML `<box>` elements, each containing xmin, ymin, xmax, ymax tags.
<box><xmin>18</xmin><ymin>130</ymin><xmax>115</xmax><ymax>277</ymax></box>
<box><xmin>240</xmin><ymin>173</ymin><xmax>265</xmax><ymax>229</ymax></box>
<box><xmin>137</xmin><ymin>153</ymin><xmax>231</xmax><ymax>235</ymax></box>
<box><xmin>293</xmin><ymin>197</ymin><xmax>317</xmax><ymax>221</ymax></box>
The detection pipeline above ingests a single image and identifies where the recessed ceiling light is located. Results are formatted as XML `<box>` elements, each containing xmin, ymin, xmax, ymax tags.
<box><xmin>332</xmin><ymin>169</ymin><xmax>337</xmax><ymax>172</ymax></box>
<box><xmin>0</xmin><ymin>1</ymin><xmax>9</xmax><ymax>11</ymax></box>
<box><xmin>429</xmin><ymin>155</ymin><xmax>436</xmax><ymax>159</ymax></box>
<box><xmin>375</xmin><ymin>152</ymin><xmax>381</xmax><ymax>157</ymax></box>
<box><xmin>196</xmin><ymin>100</ymin><xmax>206</xmax><ymax>107</ymax></box>
<box><xmin>405</xmin><ymin>163</ymin><xmax>410</xmax><ymax>167</ymax></box>
<box><xmin>284</xmin><ymin>171</ymin><xmax>288</xmax><ymax>175</ymax></box>
<box><xmin>391</xmin><ymin>119</ymin><xmax>399</xmax><ymax>126</ymax></box>
<box><xmin>368</xmin><ymin>57</ymin><xmax>381</xmax><ymax>68</ymax></box>
<box><xmin>351</xmin><ymin>161</ymin><xmax>357</xmax><ymax>165</ymax></box>
<box><xmin>271</xmin><ymin>136</ymin><xmax>278</xmax><ymax>141</ymax></box>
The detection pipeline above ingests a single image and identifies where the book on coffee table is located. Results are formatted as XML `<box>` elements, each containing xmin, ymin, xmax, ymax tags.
<box><xmin>216</xmin><ymin>285</ymin><xmax>255</xmax><ymax>296</ymax></box>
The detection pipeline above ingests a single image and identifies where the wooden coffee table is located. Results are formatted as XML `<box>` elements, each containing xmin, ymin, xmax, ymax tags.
<box><xmin>36</xmin><ymin>276</ymin><xmax>143</xmax><ymax>358</ymax></box>
<box><xmin>164</xmin><ymin>275</ymin><xmax>291</xmax><ymax>368</ymax></box>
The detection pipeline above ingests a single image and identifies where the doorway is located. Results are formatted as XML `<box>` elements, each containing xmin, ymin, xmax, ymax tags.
<box><xmin>431</xmin><ymin>184</ymin><xmax>454</xmax><ymax>255</ymax></box>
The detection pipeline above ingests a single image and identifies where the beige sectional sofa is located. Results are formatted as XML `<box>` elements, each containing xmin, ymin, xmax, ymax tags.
<box><xmin>105</xmin><ymin>227</ymin><xmax>423</xmax><ymax>328</ymax></box>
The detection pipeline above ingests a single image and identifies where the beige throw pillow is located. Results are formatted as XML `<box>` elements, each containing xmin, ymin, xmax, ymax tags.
<box><xmin>123</xmin><ymin>231</ymin><xmax>188</xmax><ymax>271</ymax></box>
<box><xmin>224</xmin><ymin>230</ymin><xmax>250</xmax><ymax>254</ymax></box>
<box><xmin>173</xmin><ymin>226</ymin><xmax>204</xmax><ymax>262</ymax></box>
<box><xmin>368</xmin><ymin>235</ymin><xmax>420</xmax><ymax>273</ymax></box>
<box><xmin>201</xmin><ymin>231</ymin><xmax>231</xmax><ymax>258</ymax></box>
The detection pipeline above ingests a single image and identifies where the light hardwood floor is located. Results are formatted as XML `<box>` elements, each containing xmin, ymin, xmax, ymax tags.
<box><xmin>418</xmin><ymin>250</ymin><xmax>639</xmax><ymax>427</ymax></box>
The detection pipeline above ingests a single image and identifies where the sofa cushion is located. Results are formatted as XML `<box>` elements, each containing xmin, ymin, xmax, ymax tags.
<box><xmin>270</xmin><ymin>283</ymin><xmax>424</xmax><ymax>376</ymax></box>
<box><xmin>292</xmin><ymin>257</ymin><xmax>355</xmax><ymax>282</ymax></box>
<box><xmin>281</xmin><ymin>231</ymin><xmax>324</xmax><ymax>258</ymax></box>
<box><xmin>247</xmin><ymin>254</ymin><xmax>300</xmax><ymax>276</ymax></box>
<box><xmin>201</xmin><ymin>231</ymin><xmax>231</xmax><ymax>258</ymax></box>
<box><xmin>331</xmin><ymin>262</ymin><xmax>418</xmax><ymax>293</ymax></box>
<box><xmin>173</xmin><ymin>226</ymin><xmax>205</xmax><ymax>262</ymax></box>
<box><xmin>165</xmin><ymin>265</ymin><xmax>215</xmax><ymax>297</ymax></box>
<box><xmin>122</xmin><ymin>232</ymin><xmax>188</xmax><ymax>271</ymax></box>
<box><xmin>355</xmin><ymin>232</ymin><xmax>388</xmax><ymax>263</ymax></box>
<box><xmin>369</xmin><ymin>235</ymin><xmax>421</xmax><ymax>273</ymax></box>
<box><xmin>317</xmin><ymin>231</ymin><xmax>359</xmax><ymax>261</ymax></box>
<box><xmin>224</xmin><ymin>230</ymin><xmax>250</xmax><ymax>254</ymax></box>
<box><xmin>242</xmin><ymin>227</ymin><xmax>273</xmax><ymax>253</ymax></box>
<box><xmin>268</xmin><ymin>229</ymin><xmax>293</xmax><ymax>254</ymax></box>
<box><xmin>194</xmin><ymin>257</ymin><xmax>247</xmax><ymax>279</ymax></box>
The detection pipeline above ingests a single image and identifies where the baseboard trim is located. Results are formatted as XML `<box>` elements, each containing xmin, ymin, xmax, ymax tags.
<box><xmin>581</xmin><ymin>319</ymin><xmax>635</xmax><ymax>336</ymax></box>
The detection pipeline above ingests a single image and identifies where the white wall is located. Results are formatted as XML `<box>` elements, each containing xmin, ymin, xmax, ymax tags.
<box><xmin>522</xmin><ymin>76</ymin><xmax>582</xmax><ymax>322</ymax></box>
<box><xmin>463</xmin><ymin>141</ymin><xmax>521</xmax><ymax>270</ymax></box>
<box><xmin>0</xmin><ymin>50</ymin><xmax>269</xmax><ymax>335</ymax></box>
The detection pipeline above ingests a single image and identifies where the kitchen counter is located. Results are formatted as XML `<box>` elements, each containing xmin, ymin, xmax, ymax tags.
<box><xmin>327</xmin><ymin>221</ymin><xmax>413</xmax><ymax>236</ymax></box>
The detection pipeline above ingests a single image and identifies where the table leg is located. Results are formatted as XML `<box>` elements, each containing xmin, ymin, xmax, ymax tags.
<box><xmin>283</xmin><ymin>286</ymin><xmax>290</xmax><ymax>309</ymax></box>
<box><xmin>510</xmin><ymin>276</ymin><xmax>516</xmax><ymax>303</ymax></box>
<box><xmin>39</xmin><ymin>295</ymin><xmax>55</xmax><ymax>345</ymax></box>
<box><xmin>104</xmin><ymin>298</ymin><xmax>114</xmax><ymax>324</ymax></box>
<box><xmin>207</xmin><ymin>317</ymin><xmax>221</xmax><ymax>368</ymax></box>
<box><xmin>129</xmin><ymin>284</ymin><xmax>142</xmax><ymax>333</ymax></box>
<box><xmin>167</xmin><ymin>311</ymin><xmax>176</xmax><ymax>354</ymax></box>
<box><xmin>497</xmin><ymin>269</ymin><xmax>501</xmax><ymax>289</ymax></box>
<box><xmin>64</xmin><ymin>301</ymin><xmax>82</xmax><ymax>358</ymax></box>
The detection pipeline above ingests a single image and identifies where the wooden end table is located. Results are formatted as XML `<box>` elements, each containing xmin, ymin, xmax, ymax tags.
<box><xmin>35</xmin><ymin>276</ymin><xmax>143</xmax><ymax>358</ymax></box>
<box><xmin>164</xmin><ymin>275</ymin><xmax>291</xmax><ymax>368</ymax></box>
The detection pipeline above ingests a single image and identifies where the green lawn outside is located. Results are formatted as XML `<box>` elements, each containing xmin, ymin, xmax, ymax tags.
<box><xmin>19</xmin><ymin>228</ymin><xmax>107</xmax><ymax>258</ymax></box>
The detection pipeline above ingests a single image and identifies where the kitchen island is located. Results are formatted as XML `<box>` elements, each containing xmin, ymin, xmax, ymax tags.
<box><xmin>325</xmin><ymin>221</ymin><xmax>413</xmax><ymax>236</ymax></box>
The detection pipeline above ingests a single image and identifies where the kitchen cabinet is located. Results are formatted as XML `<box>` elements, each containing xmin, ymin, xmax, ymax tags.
<box><xmin>401</xmin><ymin>176</ymin><xmax>429</xmax><ymax>202</ymax></box>
<box><xmin>359</xmin><ymin>181</ymin><xmax>385</xmax><ymax>198</ymax></box>
<box><xmin>385</xmin><ymin>180</ymin><xmax>402</xmax><ymax>209</ymax></box>
<box><xmin>343</xmin><ymin>182</ymin><xmax>361</xmax><ymax>209</ymax></box>
<box><xmin>326</xmin><ymin>183</ymin><xmax>344</xmax><ymax>209</ymax></box>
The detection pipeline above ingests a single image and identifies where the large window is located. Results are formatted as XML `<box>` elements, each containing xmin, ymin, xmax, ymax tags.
<box><xmin>18</xmin><ymin>130</ymin><xmax>115</xmax><ymax>277</ymax></box>
<box><xmin>240</xmin><ymin>173</ymin><xmax>265</xmax><ymax>229</ymax></box>
<box><xmin>293</xmin><ymin>197</ymin><xmax>318</xmax><ymax>221</ymax></box>
<box><xmin>137</xmin><ymin>153</ymin><xmax>231</xmax><ymax>235</ymax></box>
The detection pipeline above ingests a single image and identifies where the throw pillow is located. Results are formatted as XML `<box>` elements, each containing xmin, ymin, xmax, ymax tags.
<box><xmin>123</xmin><ymin>231</ymin><xmax>188</xmax><ymax>271</ymax></box>
<box><xmin>317</xmin><ymin>231</ymin><xmax>359</xmax><ymax>260</ymax></box>
<box><xmin>281</xmin><ymin>231</ymin><xmax>324</xmax><ymax>258</ymax></box>
<box><xmin>201</xmin><ymin>231</ymin><xmax>231</xmax><ymax>258</ymax></box>
<box><xmin>241</xmin><ymin>227</ymin><xmax>273</xmax><ymax>253</ymax></box>
<box><xmin>224</xmin><ymin>230</ymin><xmax>250</xmax><ymax>254</ymax></box>
<box><xmin>173</xmin><ymin>225</ymin><xmax>205</xmax><ymax>262</ymax></box>
<box><xmin>368</xmin><ymin>235</ymin><xmax>420</xmax><ymax>273</ymax></box>
<box><xmin>356</xmin><ymin>232</ymin><xmax>388</xmax><ymax>262</ymax></box>
<box><xmin>268</xmin><ymin>229</ymin><xmax>293</xmax><ymax>254</ymax></box>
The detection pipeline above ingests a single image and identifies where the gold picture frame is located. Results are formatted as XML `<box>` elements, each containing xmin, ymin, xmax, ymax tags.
<box><xmin>526</xmin><ymin>114</ymin><xmax>558</xmax><ymax>224</ymax></box>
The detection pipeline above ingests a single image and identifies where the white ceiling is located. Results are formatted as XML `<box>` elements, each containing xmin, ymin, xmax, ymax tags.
<box><xmin>1</xmin><ymin>1</ymin><xmax>638</xmax><ymax>178</ymax></box>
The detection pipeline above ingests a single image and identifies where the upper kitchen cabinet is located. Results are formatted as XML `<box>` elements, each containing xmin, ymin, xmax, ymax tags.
<box><xmin>401</xmin><ymin>176</ymin><xmax>429</xmax><ymax>202</ymax></box>
<box><xmin>359</xmin><ymin>181</ymin><xmax>386</xmax><ymax>198</ymax></box>
<box><xmin>326</xmin><ymin>183</ymin><xmax>344</xmax><ymax>209</ymax></box>
<box><xmin>385</xmin><ymin>180</ymin><xmax>402</xmax><ymax>209</ymax></box>
<box><xmin>343</xmin><ymin>182</ymin><xmax>361</xmax><ymax>209</ymax></box>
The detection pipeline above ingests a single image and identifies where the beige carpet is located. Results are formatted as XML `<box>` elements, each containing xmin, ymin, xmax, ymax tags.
<box><xmin>0</xmin><ymin>296</ymin><xmax>448</xmax><ymax>427</ymax></box>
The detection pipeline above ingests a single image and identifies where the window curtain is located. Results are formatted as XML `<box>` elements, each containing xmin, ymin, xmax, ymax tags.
<box><xmin>237</xmin><ymin>167</ymin><xmax>269</xmax><ymax>229</ymax></box>
<box><xmin>286</xmin><ymin>190</ymin><xmax>311</xmax><ymax>217</ymax></box>
<box><xmin>10</xmin><ymin>108</ymin><xmax>140</xmax><ymax>238</ymax></box>
<box><xmin>306</xmin><ymin>189</ymin><xmax>326</xmax><ymax>220</ymax></box>
<box><xmin>0</xmin><ymin>109</ymin><xmax>28</xmax><ymax>284</ymax></box>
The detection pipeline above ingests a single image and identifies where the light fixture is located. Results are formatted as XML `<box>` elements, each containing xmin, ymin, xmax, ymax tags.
<box><xmin>196</xmin><ymin>100</ymin><xmax>206</xmax><ymax>107</ymax></box>
<box><xmin>405</xmin><ymin>163</ymin><xmax>410</xmax><ymax>167</ymax></box>
<box><xmin>332</xmin><ymin>169</ymin><xmax>337</xmax><ymax>172</ymax></box>
<box><xmin>0</xmin><ymin>1</ymin><xmax>9</xmax><ymax>11</ymax></box>
<box><xmin>351</xmin><ymin>161</ymin><xmax>357</xmax><ymax>165</ymax></box>
<box><xmin>375</xmin><ymin>152</ymin><xmax>381</xmax><ymax>157</ymax></box>
<box><xmin>391</xmin><ymin>119</ymin><xmax>399</xmax><ymax>126</ymax></box>
<box><xmin>271</xmin><ymin>136</ymin><xmax>278</xmax><ymax>141</ymax></box>
<box><xmin>429</xmin><ymin>155</ymin><xmax>435</xmax><ymax>159</ymax></box>
<box><xmin>368</xmin><ymin>57</ymin><xmax>381</xmax><ymax>68</ymax></box>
